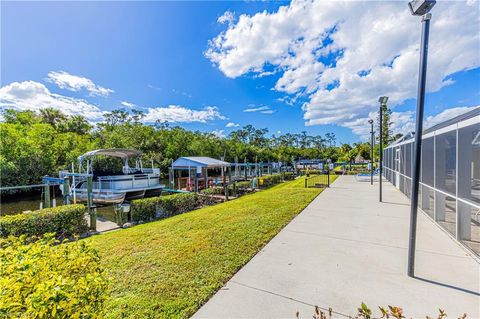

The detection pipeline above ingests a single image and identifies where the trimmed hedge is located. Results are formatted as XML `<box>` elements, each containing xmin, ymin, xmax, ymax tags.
<box><xmin>130</xmin><ymin>193</ymin><xmax>215</xmax><ymax>222</ymax></box>
<box><xmin>0</xmin><ymin>204</ymin><xmax>88</xmax><ymax>239</ymax></box>
<box><xmin>258</xmin><ymin>173</ymin><xmax>283</xmax><ymax>188</ymax></box>
<box><xmin>283</xmin><ymin>172</ymin><xmax>295</xmax><ymax>180</ymax></box>
<box><xmin>0</xmin><ymin>234</ymin><xmax>109</xmax><ymax>318</ymax></box>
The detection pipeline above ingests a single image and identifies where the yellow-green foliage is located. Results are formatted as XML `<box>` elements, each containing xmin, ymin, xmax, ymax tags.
<box><xmin>0</xmin><ymin>204</ymin><xmax>88</xmax><ymax>239</ymax></box>
<box><xmin>0</xmin><ymin>234</ymin><xmax>109</xmax><ymax>319</ymax></box>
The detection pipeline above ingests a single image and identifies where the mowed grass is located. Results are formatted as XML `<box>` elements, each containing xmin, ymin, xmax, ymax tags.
<box><xmin>89</xmin><ymin>176</ymin><xmax>337</xmax><ymax>319</ymax></box>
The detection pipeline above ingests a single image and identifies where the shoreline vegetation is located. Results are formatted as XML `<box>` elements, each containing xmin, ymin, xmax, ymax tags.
<box><xmin>89</xmin><ymin>176</ymin><xmax>337</xmax><ymax>318</ymax></box>
<box><xmin>0</xmin><ymin>108</ymin><xmax>390</xmax><ymax>196</ymax></box>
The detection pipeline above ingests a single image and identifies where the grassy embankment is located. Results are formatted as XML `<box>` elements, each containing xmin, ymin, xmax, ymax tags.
<box><xmin>90</xmin><ymin>175</ymin><xmax>338</xmax><ymax>318</ymax></box>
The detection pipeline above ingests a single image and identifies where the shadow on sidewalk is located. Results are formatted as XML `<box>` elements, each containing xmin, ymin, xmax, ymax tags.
<box><xmin>414</xmin><ymin>276</ymin><xmax>480</xmax><ymax>297</ymax></box>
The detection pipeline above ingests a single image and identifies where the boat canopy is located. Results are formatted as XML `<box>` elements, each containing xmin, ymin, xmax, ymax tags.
<box><xmin>78</xmin><ymin>149</ymin><xmax>143</xmax><ymax>163</ymax></box>
<box><xmin>172</xmin><ymin>156</ymin><xmax>230</xmax><ymax>169</ymax></box>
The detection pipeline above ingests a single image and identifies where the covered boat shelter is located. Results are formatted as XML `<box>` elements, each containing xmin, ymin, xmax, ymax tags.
<box><xmin>169</xmin><ymin>157</ymin><xmax>231</xmax><ymax>192</ymax></box>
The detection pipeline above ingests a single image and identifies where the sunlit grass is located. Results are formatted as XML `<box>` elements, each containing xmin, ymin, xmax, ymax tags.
<box><xmin>90</xmin><ymin>176</ymin><xmax>337</xmax><ymax>318</ymax></box>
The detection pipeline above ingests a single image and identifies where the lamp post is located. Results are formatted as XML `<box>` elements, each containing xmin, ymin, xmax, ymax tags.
<box><xmin>378</xmin><ymin>96</ymin><xmax>389</xmax><ymax>202</ymax></box>
<box><xmin>368</xmin><ymin>119</ymin><xmax>374</xmax><ymax>185</ymax></box>
<box><xmin>407</xmin><ymin>0</ymin><xmax>436</xmax><ymax>278</ymax></box>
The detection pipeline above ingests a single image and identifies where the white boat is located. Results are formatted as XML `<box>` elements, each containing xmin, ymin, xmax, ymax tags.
<box><xmin>68</xmin><ymin>149</ymin><xmax>165</xmax><ymax>205</ymax></box>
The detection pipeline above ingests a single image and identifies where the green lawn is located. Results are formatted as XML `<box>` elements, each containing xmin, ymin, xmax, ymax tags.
<box><xmin>90</xmin><ymin>176</ymin><xmax>337</xmax><ymax>319</ymax></box>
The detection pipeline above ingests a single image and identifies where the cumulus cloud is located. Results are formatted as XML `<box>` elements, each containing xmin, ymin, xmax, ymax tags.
<box><xmin>211</xmin><ymin>129</ymin><xmax>226</xmax><ymax>138</ymax></box>
<box><xmin>47</xmin><ymin>71</ymin><xmax>114</xmax><ymax>97</ymax></box>
<box><xmin>424</xmin><ymin>106</ymin><xmax>479</xmax><ymax>129</ymax></box>
<box><xmin>218</xmin><ymin>11</ymin><xmax>235</xmax><ymax>26</ymax></box>
<box><xmin>143</xmin><ymin>105</ymin><xmax>226</xmax><ymax>123</ymax></box>
<box><xmin>121</xmin><ymin>101</ymin><xmax>137</xmax><ymax>109</ymax></box>
<box><xmin>348</xmin><ymin>106</ymin><xmax>479</xmax><ymax>139</ymax></box>
<box><xmin>206</xmin><ymin>0</ymin><xmax>480</xmax><ymax>135</ymax></box>
<box><xmin>0</xmin><ymin>81</ymin><xmax>104</xmax><ymax>121</ymax></box>
<box><xmin>226</xmin><ymin>122</ymin><xmax>240</xmax><ymax>127</ymax></box>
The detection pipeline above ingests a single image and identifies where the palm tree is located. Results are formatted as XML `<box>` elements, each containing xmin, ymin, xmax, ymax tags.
<box><xmin>39</xmin><ymin>108</ymin><xmax>67</xmax><ymax>128</ymax></box>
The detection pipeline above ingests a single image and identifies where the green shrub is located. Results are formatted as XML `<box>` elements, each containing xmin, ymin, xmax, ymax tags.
<box><xmin>0</xmin><ymin>234</ymin><xmax>109</xmax><ymax>318</ymax></box>
<box><xmin>200</xmin><ymin>186</ymin><xmax>224</xmax><ymax>196</ymax></box>
<box><xmin>0</xmin><ymin>204</ymin><xmax>88</xmax><ymax>239</ymax></box>
<box><xmin>130</xmin><ymin>193</ymin><xmax>206</xmax><ymax>222</ymax></box>
<box><xmin>259</xmin><ymin>173</ymin><xmax>283</xmax><ymax>188</ymax></box>
<box><xmin>283</xmin><ymin>172</ymin><xmax>295</xmax><ymax>180</ymax></box>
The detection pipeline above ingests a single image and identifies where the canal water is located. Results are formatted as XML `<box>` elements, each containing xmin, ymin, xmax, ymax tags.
<box><xmin>1</xmin><ymin>192</ymin><xmax>116</xmax><ymax>221</ymax></box>
<box><xmin>0</xmin><ymin>178</ymin><xmax>172</xmax><ymax>221</ymax></box>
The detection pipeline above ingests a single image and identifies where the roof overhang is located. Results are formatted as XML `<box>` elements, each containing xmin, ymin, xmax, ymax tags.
<box><xmin>78</xmin><ymin>149</ymin><xmax>143</xmax><ymax>163</ymax></box>
<box><xmin>172</xmin><ymin>156</ymin><xmax>230</xmax><ymax>169</ymax></box>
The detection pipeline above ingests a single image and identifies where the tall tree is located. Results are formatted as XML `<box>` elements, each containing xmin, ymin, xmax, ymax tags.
<box><xmin>377</xmin><ymin>103</ymin><xmax>393</xmax><ymax>146</ymax></box>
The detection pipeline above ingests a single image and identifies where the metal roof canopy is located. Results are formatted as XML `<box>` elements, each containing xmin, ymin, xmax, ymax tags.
<box><xmin>172</xmin><ymin>156</ymin><xmax>230</xmax><ymax>169</ymax></box>
<box><xmin>385</xmin><ymin>106</ymin><xmax>480</xmax><ymax>149</ymax></box>
<box><xmin>78</xmin><ymin>149</ymin><xmax>143</xmax><ymax>163</ymax></box>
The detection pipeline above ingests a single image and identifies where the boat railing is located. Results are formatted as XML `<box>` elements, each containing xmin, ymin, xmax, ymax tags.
<box><xmin>122</xmin><ymin>167</ymin><xmax>160</xmax><ymax>175</ymax></box>
<box><xmin>77</xmin><ymin>174</ymin><xmax>161</xmax><ymax>191</ymax></box>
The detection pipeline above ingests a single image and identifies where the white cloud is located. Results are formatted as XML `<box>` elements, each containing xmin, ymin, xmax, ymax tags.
<box><xmin>47</xmin><ymin>71</ymin><xmax>114</xmax><ymax>97</ymax></box>
<box><xmin>347</xmin><ymin>106</ymin><xmax>479</xmax><ymax>140</ymax></box>
<box><xmin>0</xmin><ymin>81</ymin><xmax>104</xmax><ymax>121</ymax></box>
<box><xmin>207</xmin><ymin>0</ymin><xmax>480</xmax><ymax>135</ymax></box>
<box><xmin>226</xmin><ymin>122</ymin><xmax>240</xmax><ymax>127</ymax></box>
<box><xmin>424</xmin><ymin>106</ymin><xmax>479</xmax><ymax>129</ymax></box>
<box><xmin>172</xmin><ymin>89</ymin><xmax>192</xmax><ymax>98</ymax></box>
<box><xmin>143</xmin><ymin>105</ymin><xmax>225</xmax><ymax>123</ymax></box>
<box><xmin>218</xmin><ymin>11</ymin><xmax>235</xmax><ymax>26</ymax></box>
<box><xmin>243</xmin><ymin>105</ymin><xmax>270</xmax><ymax>112</ymax></box>
<box><xmin>121</xmin><ymin>101</ymin><xmax>137</xmax><ymax>109</ymax></box>
<box><xmin>260</xmin><ymin>109</ymin><xmax>275</xmax><ymax>114</ymax></box>
<box><xmin>211</xmin><ymin>129</ymin><xmax>226</xmax><ymax>138</ymax></box>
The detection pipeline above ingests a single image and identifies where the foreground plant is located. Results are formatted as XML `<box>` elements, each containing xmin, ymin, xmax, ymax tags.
<box><xmin>296</xmin><ymin>303</ymin><xmax>467</xmax><ymax>319</ymax></box>
<box><xmin>0</xmin><ymin>234</ymin><xmax>109</xmax><ymax>319</ymax></box>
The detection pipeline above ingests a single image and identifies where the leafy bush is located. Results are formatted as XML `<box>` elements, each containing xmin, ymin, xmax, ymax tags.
<box><xmin>201</xmin><ymin>186</ymin><xmax>225</xmax><ymax>196</ymax></box>
<box><xmin>283</xmin><ymin>172</ymin><xmax>295</xmax><ymax>180</ymax></box>
<box><xmin>0</xmin><ymin>204</ymin><xmax>88</xmax><ymax>239</ymax></box>
<box><xmin>0</xmin><ymin>234</ymin><xmax>109</xmax><ymax>318</ymax></box>
<box><xmin>259</xmin><ymin>173</ymin><xmax>283</xmax><ymax>188</ymax></box>
<box><xmin>130</xmin><ymin>193</ymin><xmax>210</xmax><ymax>222</ymax></box>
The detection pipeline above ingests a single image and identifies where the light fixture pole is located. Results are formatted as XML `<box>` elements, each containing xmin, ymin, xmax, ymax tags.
<box><xmin>368</xmin><ymin>119</ymin><xmax>374</xmax><ymax>185</ymax></box>
<box><xmin>378</xmin><ymin>96</ymin><xmax>389</xmax><ymax>202</ymax></box>
<box><xmin>407</xmin><ymin>0</ymin><xmax>436</xmax><ymax>278</ymax></box>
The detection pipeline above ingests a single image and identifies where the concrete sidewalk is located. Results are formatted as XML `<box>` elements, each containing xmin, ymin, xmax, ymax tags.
<box><xmin>193</xmin><ymin>176</ymin><xmax>480</xmax><ymax>319</ymax></box>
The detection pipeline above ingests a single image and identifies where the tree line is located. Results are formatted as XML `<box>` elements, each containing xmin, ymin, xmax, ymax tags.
<box><xmin>0</xmin><ymin>108</ymin><xmax>399</xmax><ymax>188</ymax></box>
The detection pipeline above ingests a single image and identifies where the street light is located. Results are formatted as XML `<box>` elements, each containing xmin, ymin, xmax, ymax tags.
<box><xmin>407</xmin><ymin>0</ymin><xmax>436</xmax><ymax>278</ymax></box>
<box><xmin>378</xmin><ymin>96</ymin><xmax>389</xmax><ymax>202</ymax></box>
<box><xmin>368</xmin><ymin>119</ymin><xmax>374</xmax><ymax>185</ymax></box>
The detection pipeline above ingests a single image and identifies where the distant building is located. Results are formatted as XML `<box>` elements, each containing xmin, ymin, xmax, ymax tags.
<box><xmin>354</xmin><ymin>154</ymin><xmax>366</xmax><ymax>163</ymax></box>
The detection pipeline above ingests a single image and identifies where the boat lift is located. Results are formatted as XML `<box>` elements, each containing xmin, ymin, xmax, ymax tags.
<box><xmin>42</xmin><ymin>173</ymin><xmax>97</xmax><ymax>230</ymax></box>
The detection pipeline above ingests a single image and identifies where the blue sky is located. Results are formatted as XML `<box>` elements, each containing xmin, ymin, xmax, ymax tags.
<box><xmin>1</xmin><ymin>1</ymin><xmax>479</xmax><ymax>144</ymax></box>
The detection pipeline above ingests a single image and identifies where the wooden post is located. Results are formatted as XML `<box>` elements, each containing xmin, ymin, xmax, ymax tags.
<box><xmin>205</xmin><ymin>167</ymin><xmax>209</xmax><ymax>189</ymax></box>
<box><xmin>44</xmin><ymin>184</ymin><xmax>51</xmax><ymax>208</ymax></box>
<box><xmin>223</xmin><ymin>167</ymin><xmax>228</xmax><ymax>200</ymax></box>
<box><xmin>87</xmin><ymin>175</ymin><xmax>96</xmax><ymax>231</ymax></box>
<box><xmin>63</xmin><ymin>176</ymin><xmax>70</xmax><ymax>205</ymax></box>
<box><xmin>194</xmin><ymin>168</ymin><xmax>199</xmax><ymax>193</ymax></box>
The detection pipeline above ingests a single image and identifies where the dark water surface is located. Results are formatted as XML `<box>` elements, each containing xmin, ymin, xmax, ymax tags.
<box><xmin>0</xmin><ymin>192</ymin><xmax>116</xmax><ymax>221</ymax></box>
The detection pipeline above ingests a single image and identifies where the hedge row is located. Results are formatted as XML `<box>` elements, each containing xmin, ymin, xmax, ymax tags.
<box><xmin>0</xmin><ymin>205</ymin><xmax>88</xmax><ymax>239</ymax></box>
<box><xmin>130</xmin><ymin>193</ymin><xmax>216</xmax><ymax>222</ymax></box>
